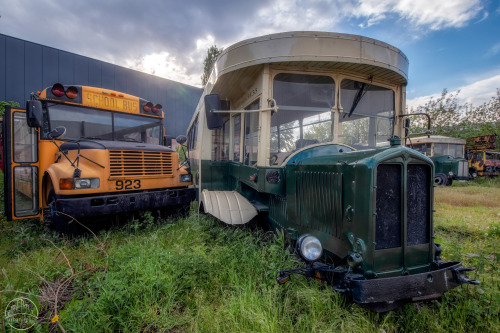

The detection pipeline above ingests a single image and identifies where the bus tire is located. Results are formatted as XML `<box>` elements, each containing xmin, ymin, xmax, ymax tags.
<box><xmin>446</xmin><ymin>177</ymin><xmax>453</xmax><ymax>186</ymax></box>
<box><xmin>45</xmin><ymin>189</ymin><xmax>76</xmax><ymax>234</ymax></box>
<box><xmin>434</xmin><ymin>173</ymin><xmax>448</xmax><ymax>186</ymax></box>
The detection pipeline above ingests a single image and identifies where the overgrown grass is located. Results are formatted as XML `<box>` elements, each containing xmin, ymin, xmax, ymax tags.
<box><xmin>1</xmin><ymin>183</ymin><xmax>499</xmax><ymax>332</ymax></box>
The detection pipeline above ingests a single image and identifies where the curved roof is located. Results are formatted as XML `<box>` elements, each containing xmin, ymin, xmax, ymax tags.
<box><xmin>410</xmin><ymin>135</ymin><xmax>466</xmax><ymax>145</ymax></box>
<box><xmin>211</xmin><ymin>31</ymin><xmax>409</xmax><ymax>88</ymax></box>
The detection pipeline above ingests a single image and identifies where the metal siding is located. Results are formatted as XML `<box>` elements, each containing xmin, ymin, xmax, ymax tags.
<box><xmin>101</xmin><ymin>62</ymin><xmax>115</xmax><ymax>89</ymax></box>
<box><xmin>0</xmin><ymin>34</ymin><xmax>201</xmax><ymax>138</ymax></box>
<box><xmin>114</xmin><ymin>66</ymin><xmax>128</xmax><ymax>93</ymax></box>
<box><xmin>58</xmin><ymin>51</ymin><xmax>74</xmax><ymax>84</ymax></box>
<box><xmin>42</xmin><ymin>47</ymin><xmax>59</xmax><ymax>88</ymax></box>
<box><xmin>74</xmin><ymin>55</ymin><xmax>89</xmax><ymax>85</ymax></box>
<box><xmin>24</xmin><ymin>43</ymin><xmax>43</xmax><ymax>98</ymax></box>
<box><xmin>88</xmin><ymin>59</ymin><xmax>102</xmax><ymax>87</ymax></box>
<box><xmin>5</xmin><ymin>37</ymin><xmax>25</xmax><ymax>104</ymax></box>
<box><xmin>0</xmin><ymin>35</ymin><xmax>6</xmax><ymax>101</ymax></box>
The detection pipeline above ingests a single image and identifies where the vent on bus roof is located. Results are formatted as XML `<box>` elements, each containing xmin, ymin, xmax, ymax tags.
<box><xmin>109</xmin><ymin>150</ymin><xmax>173</xmax><ymax>177</ymax></box>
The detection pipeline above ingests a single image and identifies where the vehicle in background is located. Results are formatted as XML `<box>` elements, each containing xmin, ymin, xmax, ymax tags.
<box><xmin>3</xmin><ymin>83</ymin><xmax>195</xmax><ymax>233</ymax></box>
<box><xmin>466</xmin><ymin>134</ymin><xmax>500</xmax><ymax>178</ymax></box>
<box><xmin>407</xmin><ymin>135</ymin><xmax>468</xmax><ymax>185</ymax></box>
<box><xmin>186</xmin><ymin>31</ymin><xmax>478</xmax><ymax>311</ymax></box>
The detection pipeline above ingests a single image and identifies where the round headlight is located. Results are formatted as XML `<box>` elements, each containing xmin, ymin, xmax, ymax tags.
<box><xmin>448</xmin><ymin>171</ymin><xmax>454</xmax><ymax>176</ymax></box>
<box><xmin>296</xmin><ymin>234</ymin><xmax>323</xmax><ymax>262</ymax></box>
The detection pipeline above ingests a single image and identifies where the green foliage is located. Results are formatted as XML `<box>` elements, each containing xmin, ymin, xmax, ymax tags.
<box><xmin>201</xmin><ymin>45</ymin><xmax>223</xmax><ymax>86</ymax></box>
<box><xmin>1</xmin><ymin>185</ymin><xmax>498</xmax><ymax>332</ymax></box>
<box><xmin>0</xmin><ymin>101</ymin><xmax>20</xmax><ymax>116</ymax></box>
<box><xmin>409</xmin><ymin>89</ymin><xmax>500</xmax><ymax>139</ymax></box>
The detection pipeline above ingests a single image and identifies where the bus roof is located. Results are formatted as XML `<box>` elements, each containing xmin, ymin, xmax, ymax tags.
<box><xmin>207</xmin><ymin>31</ymin><xmax>409</xmax><ymax>96</ymax></box>
<box><xmin>410</xmin><ymin>135</ymin><xmax>466</xmax><ymax>145</ymax></box>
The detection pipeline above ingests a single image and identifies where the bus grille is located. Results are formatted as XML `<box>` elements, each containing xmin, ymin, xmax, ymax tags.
<box><xmin>109</xmin><ymin>150</ymin><xmax>174</xmax><ymax>177</ymax></box>
<box><xmin>295</xmin><ymin>171</ymin><xmax>342</xmax><ymax>237</ymax></box>
<box><xmin>375</xmin><ymin>163</ymin><xmax>431</xmax><ymax>250</ymax></box>
<box><xmin>375</xmin><ymin>164</ymin><xmax>402</xmax><ymax>250</ymax></box>
<box><xmin>407</xmin><ymin>164</ymin><xmax>430</xmax><ymax>246</ymax></box>
<box><xmin>458</xmin><ymin>160</ymin><xmax>468</xmax><ymax>177</ymax></box>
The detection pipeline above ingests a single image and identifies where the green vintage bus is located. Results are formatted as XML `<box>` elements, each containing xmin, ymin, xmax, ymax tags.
<box><xmin>408</xmin><ymin>135</ymin><xmax>469</xmax><ymax>185</ymax></box>
<box><xmin>186</xmin><ymin>31</ymin><xmax>478</xmax><ymax>311</ymax></box>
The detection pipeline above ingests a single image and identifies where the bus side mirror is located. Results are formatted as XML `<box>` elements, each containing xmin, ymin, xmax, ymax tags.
<box><xmin>176</xmin><ymin>135</ymin><xmax>187</xmax><ymax>145</ymax></box>
<box><xmin>204</xmin><ymin>94</ymin><xmax>223</xmax><ymax>130</ymax></box>
<box><xmin>26</xmin><ymin>100</ymin><xmax>43</xmax><ymax>128</ymax></box>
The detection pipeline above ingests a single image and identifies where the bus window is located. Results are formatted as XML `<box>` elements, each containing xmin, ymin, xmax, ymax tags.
<box><xmin>233</xmin><ymin>114</ymin><xmax>241</xmax><ymax>162</ymax></box>
<box><xmin>340</xmin><ymin>79</ymin><xmax>394</xmax><ymax>148</ymax></box>
<box><xmin>114</xmin><ymin>112</ymin><xmax>162</xmax><ymax>143</ymax></box>
<box><xmin>14</xmin><ymin>166</ymin><xmax>38</xmax><ymax>216</ymax></box>
<box><xmin>222</xmin><ymin>118</ymin><xmax>230</xmax><ymax>161</ymax></box>
<box><xmin>212</xmin><ymin>115</ymin><xmax>230</xmax><ymax>161</ymax></box>
<box><xmin>188</xmin><ymin>115</ymin><xmax>199</xmax><ymax>151</ymax></box>
<box><xmin>272</xmin><ymin>73</ymin><xmax>335</xmax><ymax>154</ymax></box>
<box><xmin>13</xmin><ymin>112</ymin><xmax>38</xmax><ymax>163</ymax></box>
<box><xmin>244</xmin><ymin>100</ymin><xmax>260</xmax><ymax>166</ymax></box>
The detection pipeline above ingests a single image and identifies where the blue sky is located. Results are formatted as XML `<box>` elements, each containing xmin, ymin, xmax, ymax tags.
<box><xmin>1</xmin><ymin>0</ymin><xmax>499</xmax><ymax>108</ymax></box>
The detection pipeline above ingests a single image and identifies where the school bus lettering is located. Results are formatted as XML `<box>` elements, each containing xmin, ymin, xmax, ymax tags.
<box><xmin>84</xmin><ymin>91</ymin><xmax>139</xmax><ymax>112</ymax></box>
<box><xmin>115</xmin><ymin>180</ymin><xmax>141</xmax><ymax>190</ymax></box>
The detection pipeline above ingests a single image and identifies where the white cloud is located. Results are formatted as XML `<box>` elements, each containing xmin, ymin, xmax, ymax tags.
<box><xmin>355</xmin><ymin>0</ymin><xmax>483</xmax><ymax>30</ymax></box>
<box><xmin>407</xmin><ymin>73</ymin><xmax>500</xmax><ymax>110</ymax></box>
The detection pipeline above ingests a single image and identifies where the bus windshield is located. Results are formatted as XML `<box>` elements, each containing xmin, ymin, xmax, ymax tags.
<box><xmin>271</xmin><ymin>74</ymin><xmax>335</xmax><ymax>153</ymax></box>
<box><xmin>44</xmin><ymin>104</ymin><xmax>162</xmax><ymax>144</ymax></box>
<box><xmin>433</xmin><ymin>143</ymin><xmax>464</xmax><ymax>158</ymax></box>
<box><xmin>339</xmin><ymin>79</ymin><xmax>394</xmax><ymax>149</ymax></box>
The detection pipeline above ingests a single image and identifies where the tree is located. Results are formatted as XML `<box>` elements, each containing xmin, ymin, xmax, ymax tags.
<box><xmin>408</xmin><ymin>89</ymin><xmax>500</xmax><ymax>139</ymax></box>
<box><xmin>201</xmin><ymin>45</ymin><xmax>223</xmax><ymax>86</ymax></box>
<box><xmin>0</xmin><ymin>101</ymin><xmax>20</xmax><ymax>116</ymax></box>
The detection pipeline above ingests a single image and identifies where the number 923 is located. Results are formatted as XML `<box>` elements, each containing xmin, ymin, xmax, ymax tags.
<box><xmin>115</xmin><ymin>180</ymin><xmax>141</xmax><ymax>190</ymax></box>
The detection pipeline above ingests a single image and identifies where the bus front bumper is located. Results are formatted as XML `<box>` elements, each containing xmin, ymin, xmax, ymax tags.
<box><xmin>53</xmin><ymin>187</ymin><xmax>196</xmax><ymax>218</ymax></box>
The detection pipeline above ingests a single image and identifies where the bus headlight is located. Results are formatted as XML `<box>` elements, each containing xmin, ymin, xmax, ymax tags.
<box><xmin>179</xmin><ymin>174</ymin><xmax>192</xmax><ymax>183</ymax></box>
<box><xmin>60</xmin><ymin>178</ymin><xmax>100</xmax><ymax>190</ymax></box>
<box><xmin>296</xmin><ymin>234</ymin><xmax>323</xmax><ymax>262</ymax></box>
<box><xmin>448</xmin><ymin>171</ymin><xmax>454</xmax><ymax>176</ymax></box>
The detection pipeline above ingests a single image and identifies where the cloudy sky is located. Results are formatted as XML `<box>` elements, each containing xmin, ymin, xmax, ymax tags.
<box><xmin>1</xmin><ymin>0</ymin><xmax>499</xmax><ymax>108</ymax></box>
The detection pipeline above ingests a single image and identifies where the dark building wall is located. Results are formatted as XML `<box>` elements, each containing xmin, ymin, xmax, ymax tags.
<box><xmin>0</xmin><ymin>34</ymin><xmax>202</xmax><ymax>138</ymax></box>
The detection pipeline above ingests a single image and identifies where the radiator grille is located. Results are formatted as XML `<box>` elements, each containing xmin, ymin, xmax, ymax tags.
<box><xmin>295</xmin><ymin>171</ymin><xmax>342</xmax><ymax>237</ymax></box>
<box><xmin>458</xmin><ymin>160</ymin><xmax>468</xmax><ymax>177</ymax></box>
<box><xmin>407</xmin><ymin>164</ymin><xmax>430</xmax><ymax>246</ymax></box>
<box><xmin>375</xmin><ymin>164</ymin><xmax>402</xmax><ymax>250</ymax></box>
<box><xmin>109</xmin><ymin>150</ymin><xmax>174</xmax><ymax>177</ymax></box>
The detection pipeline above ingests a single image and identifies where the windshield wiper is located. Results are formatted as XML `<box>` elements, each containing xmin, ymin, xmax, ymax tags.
<box><xmin>120</xmin><ymin>137</ymin><xmax>142</xmax><ymax>143</ymax></box>
<box><xmin>344</xmin><ymin>82</ymin><xmax>370</xmax><ymax>118</ymax></box>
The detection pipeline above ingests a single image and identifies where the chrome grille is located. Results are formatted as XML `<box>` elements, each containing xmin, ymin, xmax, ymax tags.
<box><xmin>458</xmin><ymin>160</ymin><xmax>468</xmax><ymax>177</ymax></box>
<box><xmin>109</xmin><ymin>150</ymin><xmax>173</xmax><ymax>177</ymax></box>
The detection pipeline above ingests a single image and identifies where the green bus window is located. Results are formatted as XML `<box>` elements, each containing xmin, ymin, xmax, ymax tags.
<box><xmin>233</xmin><ymin>115</ymin><xmax>241</xmax><ymax>162</ymax></box>
<box><xmin>272</xmin><ymin>73</ymin><xmax>335</xmax><ymax>154</ymax></box>
<box><xmin>340</xmin><ymin>79</ymin><xmax>394</xmax><ymax>149</ymax></box>
<box><xmin>244</xmin><ymin>100</ymin><xmax>260</xmax><ymax>166</ymax></box>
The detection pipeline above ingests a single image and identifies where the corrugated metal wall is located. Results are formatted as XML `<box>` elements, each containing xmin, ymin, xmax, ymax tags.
<box><xmin>0</xmin><ymin>34</ymin><xmax>202</xmax><ymax>138</ymax></box>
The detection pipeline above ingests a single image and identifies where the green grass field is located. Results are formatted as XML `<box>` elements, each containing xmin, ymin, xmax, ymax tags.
<box><xmin>1</xmin><ymin>179</ymin><xmax>499</xmax><ymax>332</ymax></box>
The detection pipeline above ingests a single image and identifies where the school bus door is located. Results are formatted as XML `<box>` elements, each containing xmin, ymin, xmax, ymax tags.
<box><xmin>3</xmin><ymin>107</ymin><xmax>41</xmax><ymax>220</ymax></box>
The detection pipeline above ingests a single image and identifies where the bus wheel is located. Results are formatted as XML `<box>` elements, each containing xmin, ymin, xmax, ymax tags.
<box><xmin>446</xmin><ymin>177</ymin><xmax>453</xmax><ymax>186</ymax></box>
<box><xmin>44</xmin><ymin>189</ymin><xmax>76</xmax><ymax>234</ymax></box>
<box><xmin>434</xmin><ymin>173</ymin><xmax>448</xmax><ymax>186</ymax></box>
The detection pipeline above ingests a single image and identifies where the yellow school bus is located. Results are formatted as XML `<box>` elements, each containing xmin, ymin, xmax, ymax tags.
<box><xmin>3</xmin><ymin>83</ymin><xmax>195</xmax><ymax>232</ymax></box>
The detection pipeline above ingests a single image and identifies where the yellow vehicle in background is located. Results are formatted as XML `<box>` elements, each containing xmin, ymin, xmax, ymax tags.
<box><xmin>466</xmin><ymin>134</ymin><xmax>500</xmax><ymax>178</ymax></box>
<box><xmin>3</xmin><ymin>83</ymin><xmax>195</xmax><ymax>233</ymax></box>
